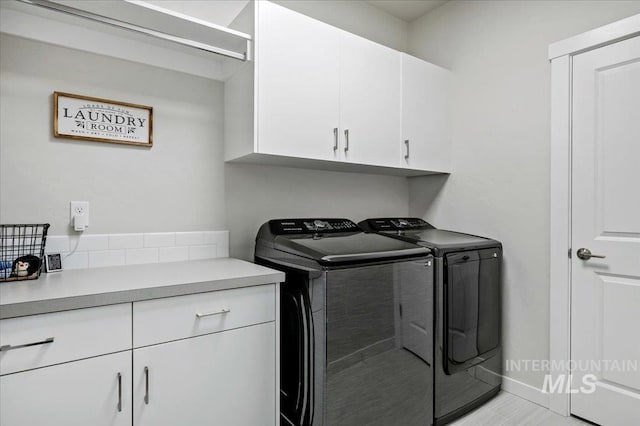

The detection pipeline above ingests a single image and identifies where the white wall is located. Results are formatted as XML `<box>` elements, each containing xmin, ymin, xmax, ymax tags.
<box><xmin>220</xmin><ymin>1</ymin><xmax>410</xmax><ymax>260</ymax></box>
<box><xmin>274</xmin><ymin>0</ymin><xmax>409</xmax><ymax>51</ymax></box>
<box><xmin>149</xmin><ymin>0</ymin><xmax>409</xmax><ymax>51</ymax></box>
<box><xmin>0</xmin><ymin>0</ymin><xmax>409</xmax><ymax>258</ymax></box>
<box><xmin>225</xmin><ymin>164</ymin><xmax>408</xmax><ymax>260</ymax></box>
<box><xmin>145</xmin><ymin>0</ymin><xmax>251</xmax><ymax>27</ymax></box>
<box><xmin>407</xmin><ymin>0</ymin><xmax>640</xmax><ymax>394</ymax></box>
<box><xmin>5</xmin><ymin>0</ymin><xmax>639</xmax><ymax>404</ymax></box>
<box><xmin>0</xmin><ymin>34</ymin><xmax>225</xmax><ymax>235</ymax></box>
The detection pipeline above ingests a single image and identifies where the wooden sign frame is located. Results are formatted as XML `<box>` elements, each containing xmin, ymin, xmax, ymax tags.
<box><xmin>54</xmin><ymin>92</ymin><xmax>153</xmax><ymax>147</ymax></box>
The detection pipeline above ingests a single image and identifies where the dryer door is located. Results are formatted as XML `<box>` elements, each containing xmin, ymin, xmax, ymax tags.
<box><xmin>443</xmin><ymin>248</ymin><xmax>501</xmax><ymax>374</ymax></box>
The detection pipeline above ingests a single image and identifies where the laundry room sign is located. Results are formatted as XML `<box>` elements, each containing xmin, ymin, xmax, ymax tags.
<box><xmin>54</xmin><ymin>92</ymin><xmax>153</xmax><ymax>147</ymax></box>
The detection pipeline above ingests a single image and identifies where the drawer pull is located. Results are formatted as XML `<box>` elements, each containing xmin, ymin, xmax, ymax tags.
<box><xmin>0</xmin><ymin>337</ymin><xmax>54</xmax><ymax>352</ymax></box>
<box><xmin>144</xmin><ymin>366</ymin><xmax>150</xmax><ymax>405</ymax></box>
<box><xmin>195</xmin><ymin>308</ymin><xmax>230</xmax><ymax>318</ymax></box>
<box><xmin>117</xmin><ymin>373</ymin><xmax>122</xmax><ymax>412</ymax></box>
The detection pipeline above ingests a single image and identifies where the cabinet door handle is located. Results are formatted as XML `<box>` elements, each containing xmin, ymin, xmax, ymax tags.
<box><xmin>117</xmin><ymin>372</ymin><xmax>122</xmax><ymax>412</ymax></box>
<box><xmin>0</xmin><ymin>337</ymin><xmax>54</xmax><ymax>352</ymax></box>
<box><xmin>144</xmin><ymin>366</ymin><xmax>150</xmax><ymax>405</ymax></box>
<box><xmin>344</xmin><ymin>129</ymin><xmax>349</xmax><ymax>152</ymax></box>
<box><xmin>333</xmin><ymin>127</ymin><xmax>338</xmax><ymax>151</ymax></box>
<box><xmin>404</xmin><ymin>139</ymin><xmax>410</xmax><ymax>159</ymax></box>
<box><xmin>195</xmin><ymin>308</ymin><xmax>230</xmax><ymax>318</ymax></box>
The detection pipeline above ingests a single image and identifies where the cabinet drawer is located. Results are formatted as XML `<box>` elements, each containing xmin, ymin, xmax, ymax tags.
<box><xmin>133</xmin><ymin>284</ymin><xmax>275</xmax><ymax>347</ymax></box>
<box><xmin>0</xmin><ymin>304</ymin><xmax>132</xmax><ymax>375</ymax></box>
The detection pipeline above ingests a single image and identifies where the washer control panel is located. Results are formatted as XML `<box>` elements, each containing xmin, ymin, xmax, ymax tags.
<box><xmin>269</xmin><ymin>219</ymin><xmax>361</xmax><ymax>235</ymax></box>
<box><xmin>360</xmin><ymin>218</ymin><xmax>433</xmax><ymax>232</ymax></box>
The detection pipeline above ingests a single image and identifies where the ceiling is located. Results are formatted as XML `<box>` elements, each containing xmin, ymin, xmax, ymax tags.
<box><xmin>365</xmin><ymin>0</ymin><xmax>448</xmax><ymax>22</ymax></box>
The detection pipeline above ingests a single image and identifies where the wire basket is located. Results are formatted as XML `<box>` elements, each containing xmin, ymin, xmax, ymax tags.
<box><xmin>0</xmin><ymin>224</ymin><xmax>50</xmax><ymax>282</ymax></box>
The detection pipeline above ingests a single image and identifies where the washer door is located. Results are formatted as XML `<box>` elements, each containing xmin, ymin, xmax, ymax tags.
<box><xmin>443</xmin><ymin>248</ymin><xmax>501</xmax><ymax>374</ymax></box>
<box><xmin>325</xmin><ymin>259</ymin><xmax>434</xmax><ymax>426</ymax></box>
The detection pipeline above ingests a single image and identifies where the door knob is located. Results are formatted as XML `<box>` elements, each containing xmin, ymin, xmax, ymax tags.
<box><xmin>576</xmin><ymin>248</ymin><xmax>606</xmax><ymax>260</ymax></box>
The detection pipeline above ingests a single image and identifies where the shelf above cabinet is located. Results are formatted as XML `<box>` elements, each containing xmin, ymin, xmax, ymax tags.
<box><xmin>0</xmin><ymin>0</ymin><xmax>252</xmax><ymax>80</ymax></box>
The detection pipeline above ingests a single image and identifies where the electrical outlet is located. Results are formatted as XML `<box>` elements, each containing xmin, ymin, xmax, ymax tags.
<box><xmin>70</xmin><ymin>201</ymin><xmax>89</xmax><ymax>231</ymax></box>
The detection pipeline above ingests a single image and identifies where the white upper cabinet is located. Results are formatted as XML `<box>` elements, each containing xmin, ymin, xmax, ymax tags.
<box><xmin>256</xmin><ymin>3</ymin><xmax>401</xmax><ymax>167</ymax></box>
<box><xmin>225</xmin><ymin>1</ymin><xmax>450</xmax><ymax>176</ymax></box>
<box><xmin>256</xmin><ymin>1</ymin><xmax>341</xmax><ymax>161</ymax></box>
<box><xmin>401</xmin><ymin>54</ymin><xmax>451</xmax><ymax>172</ymax></box>
<box><xmin>340</xmin><ymin>32</ymin><xmax>402</xmax><ymax>167</ymax></box>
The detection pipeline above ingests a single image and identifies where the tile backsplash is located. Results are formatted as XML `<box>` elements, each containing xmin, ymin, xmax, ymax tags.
<box><xmin>45</xmin><ymin>231</ymin><xmax>229</xmax><ymax>270</ymax></box>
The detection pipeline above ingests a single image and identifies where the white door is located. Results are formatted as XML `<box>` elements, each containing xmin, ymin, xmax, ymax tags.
<box><xmin>339</xmin><ymin>31</ymin><xmax>401</xmax><ymax>167</ymax></box>
<box><xmin>133</xmin><ymin>323</ymin><xmax>275</xmax><ymax>426</ymax></box>
<box><xmin>401</xmin><ymin>54</ymin><xmax>451</xmax><ymax>172</ymax></box>
<box><xmin>256</xmin><ymin>1</ymin><xmax>341</xmax><ymax>161</ymax></box>
<box><xmin>398</xmin><ymin>258</ymin><xmax>433</xmax><ymax>363</ymax></box>
<box><xmin>571</xmin><ymin>35</ymin><xmax>640</xmax><ymax>425</ymax></box>
<box><xmin>0</xmin><ymin>351</ymin><xmax>132</xmax><ymax>426</ymax></box>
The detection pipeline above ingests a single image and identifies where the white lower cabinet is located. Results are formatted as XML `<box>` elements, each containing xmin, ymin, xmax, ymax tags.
<box><xmin>0</xmin><ymin>351</ymin><xmax>132</xmax><ymax>426</ymax></box>
<box><xmin>132</xmin><ymin>285</ymin><xmax>277</xmax><ymax>426</ymax></box>
<box><xmin>133</xmin><ymin>322</ymin><xmax>275</xmax><ymax>426</ymax></box>
<box><xmin>0</xmin><ymin>303</ymin><xmax>132</xmax><ymax>375</ymax></box>
<box><xmin>0</xmin><ymin>284</ymin><xmax>278</xmax><ymax>426</ymax></box>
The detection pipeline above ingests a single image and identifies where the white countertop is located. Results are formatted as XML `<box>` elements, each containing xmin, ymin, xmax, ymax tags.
<box><xmin>0</xmin><ymin>258</ymin><xmax>285</xmax><ymax>319</ymax></box>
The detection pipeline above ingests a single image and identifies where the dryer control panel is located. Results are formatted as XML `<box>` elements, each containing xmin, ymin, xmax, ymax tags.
<box><xmin>359</xmin><ymin>218</ymin><xmax>435</xmax><ymax>232</ymax></box>
<box><xmin>268</xmin><ymin>219</ymin><xmax>361</xmax><ymax>234</ymax></box>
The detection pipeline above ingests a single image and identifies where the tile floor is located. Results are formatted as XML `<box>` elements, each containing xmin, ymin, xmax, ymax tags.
<box><xmin>451</xmin><ymin>392</ymin><xmax>590</xmax><ymax>426</ymax></box>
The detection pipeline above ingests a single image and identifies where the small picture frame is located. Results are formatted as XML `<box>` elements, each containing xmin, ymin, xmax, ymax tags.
<box><xmin>45</xmin><ymin>253</ymin><xmax>63</xmax><ymax>273</ymax></box>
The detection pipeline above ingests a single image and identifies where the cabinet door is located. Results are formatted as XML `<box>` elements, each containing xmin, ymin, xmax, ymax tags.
<box><xmin>257</xmin><ymin>1</ymin><xmax>340</xmax><ymax>161</ymax></box>
<box><xmin>401</xmin><ymin>54</ymin><xmax>451</xmax><ymax>172</ymax></box>
<box><xmin>339</xmin><ymin>31</ymin><xmax>401</xmax><ymax>167</ymax></box>
<box><xmin>134</xmin><ymin>322</ymin><xmax>275</xmax><ymax>426</ymax></box>
<box><xmin>0</xmin><ymin>351</ymin><xmax>131</xmax><ymax>426</ymax></box>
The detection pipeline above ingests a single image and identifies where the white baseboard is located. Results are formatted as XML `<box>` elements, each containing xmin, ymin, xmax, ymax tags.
<box><xmin>501</xmin><ymin>374</ymin><xmax>550</xmax><ymax>409</ymax></box>
<box><xmin>477</xmin><ymin>366</ymin><xmax>551</xmax><ymax>409</ymax></box>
